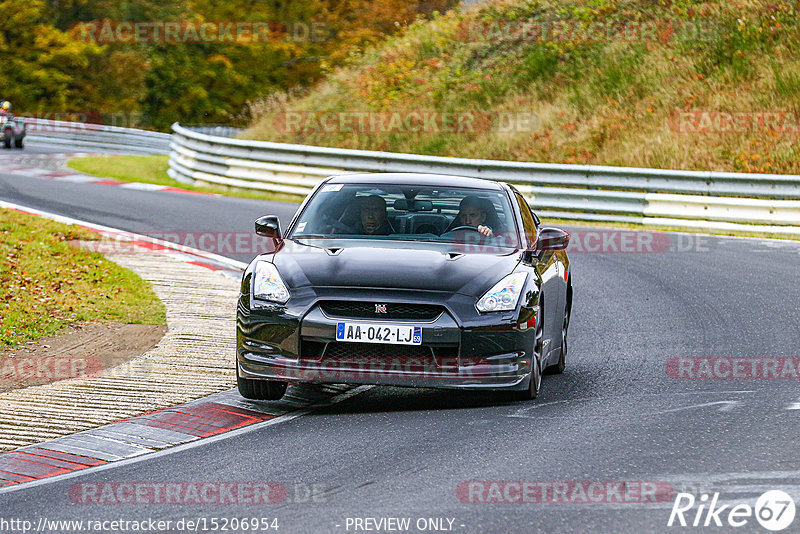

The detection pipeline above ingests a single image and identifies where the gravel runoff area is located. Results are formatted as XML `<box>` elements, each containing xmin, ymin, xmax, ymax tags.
<box><xmin>0</xmin><ymin>247</ymin><xmax>240</xmax><ymax>451</ymax></box>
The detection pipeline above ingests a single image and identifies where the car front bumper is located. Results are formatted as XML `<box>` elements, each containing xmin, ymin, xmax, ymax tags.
<box><xmin>237</xmin><ymin>288</ymin><xmax>537</xmax><ymax>391</ymax></box>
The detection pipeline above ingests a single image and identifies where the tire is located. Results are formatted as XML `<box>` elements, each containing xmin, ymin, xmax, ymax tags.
<box><xmin>510</xmin><ymin>353</ymin><xmax>541</xmax><ymax>401</ymax></box>
<box><xmin>237</xmin><ymin>367</ymin><xmax>288</xmax><ymax>400</ymax></box>
<box><xmin>546</xmin><ymin>307</ymin><xmax>569</xmax><ymax>375</ymax></box>
<box><xmin>509</xmin><ymin>306</ymin><xmax>544</xmax><ymax>401</ymax></box>
<box><xmin>14</xmin><ymin>135</ymin><xmax>23</xmax><ymax>149</ymax></box>
<box><xmin>3</xmin><ymin>132</ymin><xmax>11</xmax><ymax>149</ymax></box>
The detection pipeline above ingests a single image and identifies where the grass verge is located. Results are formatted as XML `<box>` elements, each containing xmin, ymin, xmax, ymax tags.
<box><xmin>0</xmin><ymin>208</ymin><xmax>166</xmax><ymax>349</ymax></box>
<box><xmin>67</xmin><ymin>155</ymin><xmax>304</xmax><ymax>203</ymax></box>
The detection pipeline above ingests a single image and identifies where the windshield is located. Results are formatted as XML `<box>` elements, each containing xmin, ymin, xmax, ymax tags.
<box><xmin>288</xmin><ymin>183</ymin><xmax>521</xmax><ymax>249</ymax></box>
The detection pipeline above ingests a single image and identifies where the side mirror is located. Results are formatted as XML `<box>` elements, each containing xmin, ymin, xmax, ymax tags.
<box><xmin>535</xmin><ymin>227</ymin><xmax>570</xmax><ymax>251</ymax></box>
<box><xmin>255</xmin><ymin>215</ymin><xmax>281</xmax><ymax>240</ymax></box>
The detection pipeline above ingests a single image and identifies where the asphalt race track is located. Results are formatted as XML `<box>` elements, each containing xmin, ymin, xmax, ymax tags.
<box><xmin>0</xmin><ymin>143</ymin><xmax>296</xmax><ymax>264</ymax></box>
<box><xmin>2</xmin><ymin>144</ymin><xmax>800</xmax><ymax>533</ymax></box>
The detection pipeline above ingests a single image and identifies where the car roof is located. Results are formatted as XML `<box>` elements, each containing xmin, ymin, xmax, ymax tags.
<box><xmin>325</xmin><ymin>173</ymin><xmax>506</xmax><ymax>190</ymax></box>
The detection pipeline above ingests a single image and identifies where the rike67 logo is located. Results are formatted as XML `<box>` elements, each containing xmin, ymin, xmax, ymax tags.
<box><xmin>668</xmin><ymin>491</ymin><xmax>796</xmax><ymax>531</ymax></box>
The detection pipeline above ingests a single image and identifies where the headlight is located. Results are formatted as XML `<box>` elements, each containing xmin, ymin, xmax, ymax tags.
<box><xmin>476</xmin><ymin>272</ymin><xmax>527</xmax><ymax>313</ymax></box>
<box><xmin>252</xmin><ymin>261</ymin><xmax>290</xmax><ymax>304</ymax></box>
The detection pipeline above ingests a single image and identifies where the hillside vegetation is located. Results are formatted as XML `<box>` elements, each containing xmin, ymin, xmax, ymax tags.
<box><xmin>245</xmin><ymin>0</ymin><xmax>800</xmax><ymax>174</ymax></box>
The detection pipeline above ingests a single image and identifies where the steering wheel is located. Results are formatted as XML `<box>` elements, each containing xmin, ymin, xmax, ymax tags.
<box><xmin>446</xmin><ymin>225</ymin><xmax>483</xmax><ymax>234</ymax></box>
<box><xmin>440</xmin><ymin>225</ymin><xmax>491</xmax><ymax>242</ymax></box>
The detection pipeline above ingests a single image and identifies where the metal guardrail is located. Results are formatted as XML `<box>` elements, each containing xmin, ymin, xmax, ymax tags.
<box><xmin>24</xmin><ymin>118</ymin><xmax>171</xmax><ymax>154</ymax></box>
<box><xmin>168</xmin><ymin>123</ymin><xmax>800</xmax><ymax>235</ymax></box>
<box><xmin>180</xmin><ymin>125</ymin><xmax>243</xmax><ymax>138</ymax></box>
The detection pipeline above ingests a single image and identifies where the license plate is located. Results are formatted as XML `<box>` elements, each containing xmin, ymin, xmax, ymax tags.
<box><xmin>335</xmin><ymin>322</ymin><xmax>422</xmax><ymax>345</ymax></box>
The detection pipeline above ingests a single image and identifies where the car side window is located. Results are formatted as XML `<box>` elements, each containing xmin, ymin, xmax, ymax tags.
<box><xmin>515</xmin><ymin>192</ymin><xmax>538</xmax><ymax>246</ymax></box>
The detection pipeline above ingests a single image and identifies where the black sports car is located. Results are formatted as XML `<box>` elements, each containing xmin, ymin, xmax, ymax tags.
<box><xmin>236</xmin><ymin>173</ymin><xmax>571</xmax><ymax>401</ymax></box>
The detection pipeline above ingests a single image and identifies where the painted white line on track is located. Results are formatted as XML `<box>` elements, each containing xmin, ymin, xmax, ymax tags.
<box><xmin>118</xmin><ymin>182</ymin><xmax>169</xmax><ymax>191</ymax></box>
<box><xmin>648</xmin><ymin>400</ymin><xmax>743</xmax><ymax>415</ymax></box>
<box><xmin>52</xmin><ymin>175</ymin><xmax>99</xmax><ymax>183</ymax></box>
<box><xmin>17</xmin><ymin>168</ymin><xmax>53</xmax><ymax>176</ymax></box>
<box><xmin>508</xmin><ymin>390</ymin><xmax>756</xmax><ymax>419</ymax></box>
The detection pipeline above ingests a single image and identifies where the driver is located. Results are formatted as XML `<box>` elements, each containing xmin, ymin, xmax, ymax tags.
<box><xmin>356</xmin><ymin>195</ymin><xmax>393</xmax><ymax>235</ymax></box>
<box><xmin>449</xmin><ymin>196</ymin><xmax>494</xmax><ymax>237</ymax></box>
<box><xmin>0</xmin><ymin>101</ymin><xmax>10</xmax><ymax>117</ymax></box>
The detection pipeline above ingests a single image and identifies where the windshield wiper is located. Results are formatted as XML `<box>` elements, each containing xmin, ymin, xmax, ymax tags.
<box><xmin>406</xmin><ymin>237</ymin><xmax>444</xmax><ymax>242</ymax></box>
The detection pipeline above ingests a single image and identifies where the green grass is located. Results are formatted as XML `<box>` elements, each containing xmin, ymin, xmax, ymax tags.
<box><xmin>69</xmin><ymin>155</ymin><xmax>174</xmax><ymax>186</ymax></box>
<box><xmin>0</xmin><ymin>208</ymin><xmax>166</xmax><ymax>349</ymax></box>
<box><xmin>67</xmin><ymin>155</ymin><xmax>304</xmax><ymax>203</ymax></box>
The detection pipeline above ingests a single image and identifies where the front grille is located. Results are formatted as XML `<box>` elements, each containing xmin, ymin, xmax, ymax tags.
<box><xmin>319</xmin><ymin>301</ymin><xmax>443</xmax><ymax>321</ymax></box>
<box><xmin>323</xmin><ymin>342</ymin><xmax>433</xmax><ymax>361</ymax></box>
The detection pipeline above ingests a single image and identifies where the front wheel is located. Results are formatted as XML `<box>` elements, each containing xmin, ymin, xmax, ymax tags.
<box><xmin>237</xmin><ymin>367</ymin><xmax>288</xmax><ymax>400</ymax></box>
<box><xmin>509</xmin><ymin>308</ymin><xmax>544</xmax><ymax>401</ymax></box>
<box><xmin>546</xmin><ymin>308</ymin><xmax>569</xmax><ymax>375</ymax></box>
<box><xmin>3</xmin><ymin>133</ymin><xmax>11</xmax><ymax>149</ymax></box>
<box><xmin>508</xmin><ymin>353</ymin><xmax>541</xmax><ymax>401</ymax></box>
<box><xmin>14</xmin><ymin>135</ymin><xmax>23</xmax><ymax>149</ymax></box>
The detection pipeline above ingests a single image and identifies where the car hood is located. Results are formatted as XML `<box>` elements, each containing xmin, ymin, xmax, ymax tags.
<box><xmin>269</xmin><ymin>239</ymin><xmax>522</xmax><ymax>296</ymax></box>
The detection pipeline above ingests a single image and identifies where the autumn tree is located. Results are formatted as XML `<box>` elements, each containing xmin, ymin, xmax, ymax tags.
<box><xmin>3</xmin><ymin>0</ymin><xmax>459</xmax><ymax>128</ymax></box>
<box><xmin>0</xmin><ymin>0</ymin><xmax>102</xmax><ymax>112</ymax></box>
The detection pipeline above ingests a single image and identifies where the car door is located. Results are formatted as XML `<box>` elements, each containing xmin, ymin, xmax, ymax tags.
<box><xmin>515</xmin><ymin>192</ymin><xmax>560</xmax><ymax>365</ymax></box>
